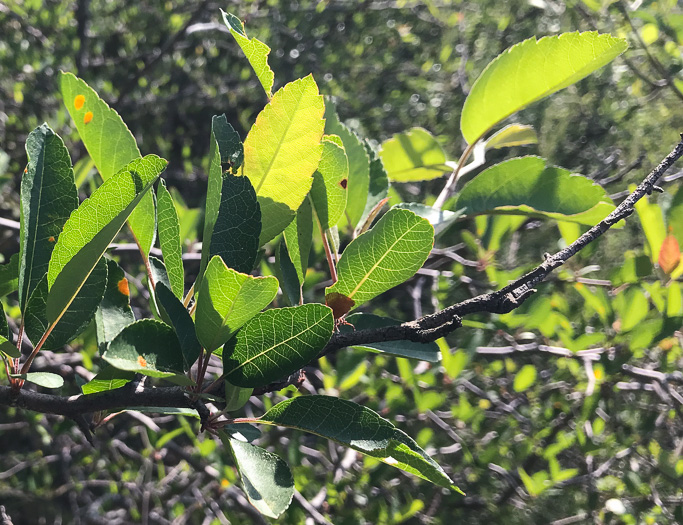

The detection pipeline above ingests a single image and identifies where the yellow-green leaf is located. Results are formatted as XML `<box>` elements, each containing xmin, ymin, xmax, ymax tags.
<box><xmin>59</xmin><ymin>72</ymin><xmax>157</xmax><ymax>256</ymax></box>
<box><xmin>461</xmin><ymin>32</ymin><xmax>628</xmax><ymax>144</ymax></box>
<box><xmin>241</xmin><ymin>76</ymin><xmax>325</xmax><ymax>244</ymax></box>
<box><xmin>221</xmin><ymin>11</ymin><xmax>275</xmax><ymax>99</ymax></box>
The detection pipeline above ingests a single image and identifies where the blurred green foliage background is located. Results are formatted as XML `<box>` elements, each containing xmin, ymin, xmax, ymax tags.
<box><xmin>1</xmin><ymin>0</ymin><xmax>683</xmax><ymax>523</ymax></box>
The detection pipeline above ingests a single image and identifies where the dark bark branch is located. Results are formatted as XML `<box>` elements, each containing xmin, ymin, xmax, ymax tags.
<box><xmin>1</xmin><ymin>139</ymin><xmax>682</xmax><ymax>419</ymax></box>
<box><xmin>321</xmin><ymin>137</ymin><xmax>683</xmax><ymax>355</ymax></box>
<box><xmin>0</xmin><ymin>383</ymin><xmax>193</xmax><ymax>418</ymax></box>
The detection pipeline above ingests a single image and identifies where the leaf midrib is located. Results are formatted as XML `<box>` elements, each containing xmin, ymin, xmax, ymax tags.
<box><xmin>347</xmin><ymin>219</ymin><xmax>425</xmax><ymax>300</ymax></box>
<box><xmin>225</xmin><ymin>311</ymin><xmax>327</xmax><ymax>376</ymax></box>
<box><xmin>22</xmin><ymin>135</ymin><xmax>47</xmax><ymax>312</ymax></box>
<box><xmin>252</xmin><ymin>84</ymin><xmax>307</xmax><ymax>195</ymax></box>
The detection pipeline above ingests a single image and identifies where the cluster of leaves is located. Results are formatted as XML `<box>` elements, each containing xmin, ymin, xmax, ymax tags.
<box><xmin>1</xmin><ymin>2</ymin><xmax>683</xmax><ymax>523</ymax></box>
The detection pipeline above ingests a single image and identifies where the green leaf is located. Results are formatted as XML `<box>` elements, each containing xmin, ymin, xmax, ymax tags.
<box><xmin>484</xmin><ymin>124</ymin><xmax>538</xmax><ymax>150</ymax></box>
<box><xmin>25</xmin><ymin>259</ymin><xmax>107</xmax><ymax>350</ymax></box>
<box><xmin>310</xmin><ymin>135</ymin><xmax>348</xmax><ymax>230</ymax></box>
<box><xmin>0</xmin><ymin>298</ymin><xmax>9</xmax><ymax>340</ymax></box>
<box><xmin>95</xmin><ymin>259</ymin><xmax>136</xmax><ymax>351</ymax></box>
<box><xmin>198</xmin><ymin>115</ymin><xmax>244</xmax><ymax>287</ymax></box>
<box><xmin>379</xmin><ymin>128</ymin><xmax>450</xmax><ymax>181</ymax></box>
<box><xmin>46</xmin><ymin>155</ymin><xmax>166</xmax><ymax>325</ymax></box>
<box><xmin>221</xmin><ymin>11</ymin><xmax>275</xmax><ymax>99</ymax></box>
<box><xmin>195</xmin><ymin>256</ymin><xmax>278</xmax><ymax>352</ymax></box>
<box><xmin>513</xmin><ymin>364</ymin><xmax>537</xmax><ymax>392</ymax></box>
<box><xmin>392</xmin><ymin>203</ymin><xmax>461</xmax><ymax>235</ymax></box>
<box><xmin>0</xmin><ymin>304</ymin><xmax>19</xmax><ymax>358</ymax></box>
<box><xmin>276</xmin><ymin>239</ymin><xmax>303</xmax><ymax>306</ymax></box>
<box><xmin>283</xmin><ymin>198</ymin><xmax>313</xmax><ymax>287</ymax></box>
<box><xmin>13</xmin><ymin>372</ymin><xmax>64</xmax><ymax>389</ymax></box>
<box><xmin>19</xmin><ymin>124</ymin><xmax>78</xmax><ymax>313</ymax></box>
<box><xmin>156</xmin><ymin>179</ymin><xmax>184</xmax><ymax>299</ymax></box>
<box><xmin>461</xmin><ymin>32</ymin><xmax>628</xmax><ymax>144</ymax></box>
<box><xmin>222</xmin><ymin>304</ymin><xmax>334</xmax><ymax>388</ymax></box>
<box><xmin>156</xmin><ymin>282</ymin><xmax>201</xmax><ymax>371</ymax></box>
<box><xmin>241</xmin><ymin>76</ymin><xmax>325</xmax><ymax>245</ymax></box>
<box><xmin>258</xmin><ymin>396</ymin><xmax>455</xmax><ymax>489</ymax></box>
<box><xmin>325</xmin><ymin>209</ymin><xmax>434</xmax><ymax>318</ymax></box>
<box><xmin>356</xmin><ymin>140</ymin><xmax>390</xmax><ymax>234</ymax></box>
<box><xmin>223</xmin><ymin>423</ymin><xmax>261</xmax><ymax>443</ymax></box>
<box><xmin>342</xmin><ymin>313</ymin><xmax>441</xmax><ymax>362</ymax></box>
<box><xmin>0</xmin><ymin>340</ymin><xmax>20</xmax><ymax>359</ymax></box>
<box><xmin>102</xmin><ymin>319</ymin><xmax>188</xmax><ymax>380</ymax></box>
<box><xmin>59</xmin><ymin>72</ymin><xmax>157</xmax><ymax>256</ymax></box>
<box><xmin>148</xmin><ymin>256</ymin><xmax>172</xmax><ymax>324</ymax></box>
<box><xmin>224</xmin><ymin>382</ymin><xmax>253</xmax><ymax>412</ymax></box>
<box><xmin>221</xmin><ymin>434</ymin><xmax>294</xmax><ymax>518</ymax></box>
<box><xmin>0</xmin><ymin>253</ymin><xmax>19</xmax><ymax>298</ymax></box>
<box><xmin>452</xmin><ymin>157</ymin><xmax>616</xmax><ymax>225</ymax></box>
<box><xmin>324</xmin><ymin>99</ymin><xmax>370</xmax><ymax>229</ymax></box>
<box><xmin>82</xmin><ymin>364</ymin><xmax>134</xmax><ymax>394</ymax></box>
<box><xmin>210</xmin><ymin>173</ymin><xmax>261</xmax><ymax>274</ymax></box>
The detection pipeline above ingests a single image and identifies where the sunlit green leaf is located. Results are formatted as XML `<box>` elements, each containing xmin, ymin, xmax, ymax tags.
<box><xmin>461</xmin><ymin>32</ymin><xmax>627</xmax><ymax>144</ymax></box>
<box><xmin>19</xmin><ymin>124</ymin><xmax>77</xmax><ymax>314</ymax></box>
<box><xmin>82</xmin><ymin>364</ymin><xmax>134</xmax><ymax>394</ymax></box>
<box><xmin>157</xmin><ymin>179</ymin><xmax>184</xmax><ymax>299</ymax></box>
<box><xmin>221</xmin><ymin>11</ymin><xmax>275</xmax><ymax>99</ymax></box>
<box><xmin>258</xmin><ymin>396</ymin><xmax>456</xmax><ymax>489</ymax></box>
<box><xmin>13</xmin><ymin>371</ymin><xmax>64</xmax><ymax>389</ymax></box>
<box><xmin>324</xmin><ymin>99</ymin><xmax>370</xmax><ymax>229</ymax></box>
<box><xmin>60</xmin><ymin>72</ymin><xmax>157</xmax><ymax>255</ymax></box>
<box><xmin>241</xmin><ymin>76</ymin><xmax>324</xmax><ymax>244</ymax></box>
<box><xmin>46</xmin><ymin>155</ymin><xmax>166</xmax><ymax>326</ymax></box>
<box><xmin>452</xmin><ymin>157</ymin><xmax>615</xmax><ymax>225</ymax></box>
<box><xmin>222</xmin><ymin>304</ymin><xmax>333</xmax><ymax>388</ymax></box>
<box><xmin>379</xmin><ymin>127</ymin><xmax>450</xmax><ymax>181</ymax></box>
<box><xmin>325</xmin><ymin>209</ymin><xmax>434</xmax><ymax>318</ymax></box>
<box><xmin>310</xmin><ymin>135</ymin><xmax>348</xmax><ymax>230</ymax></box>
<box><xmin>484</xmin><ymin>124</ymin><xmax>538</xmax><ymax>149</ymax></box>
<box><xmin>195</xmin><ymin>256</ymin><xmax>278</xmax><ymax>352</ymax></box>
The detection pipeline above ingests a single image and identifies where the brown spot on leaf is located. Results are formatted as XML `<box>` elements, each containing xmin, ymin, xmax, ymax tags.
<box><xmin>137</xmin><ymin>356</ymin><xmax>147</xmax><ymax>367</ymax></box>
<box><xmin>117</xmin><ymin>278</ymin><xmax>130</xmax><ymax>297</ymax></box>
<box><xmin>325</xmin><ymin>292</ymin><xmax>355</xmax><ymax>319</ymax></box>
<box><xmin>339</xmin><ymin>178</ymin><xmax>348</xmax><ymax>189</ymax></box>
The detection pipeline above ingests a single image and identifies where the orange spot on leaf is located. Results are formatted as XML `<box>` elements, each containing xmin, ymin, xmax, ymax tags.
<box><xmin>23</xmin><ymin>167</ymin><xmax>28</xmax><ymax>174</ymax></box>
<box><xmin>117</xmin><ymin>278</ymin><xmax>130</xmax><ymax>297</ymax></box>
<box><xmin>137</xmin><ymin>356</ymin><xmax>147</xmax><ymax>367</ymax></box>
<box><xmin>84</xmin><ymin>111</ymin><xmax>93</xmax><ymax>124</ymax></box>
<box><xmin>48</xmin><ymin>236</ymin><xmax>55</xmax><ymax>243</ymax></box>
<box><xmin>658</xmin><ymin>234</ymin><xmax>681</xmax><ymax>275</ymax></box>
<box><xmin>74</xmin><ymin>95</ymin><xmax>85</xmax><ymax>110</ymax></box>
